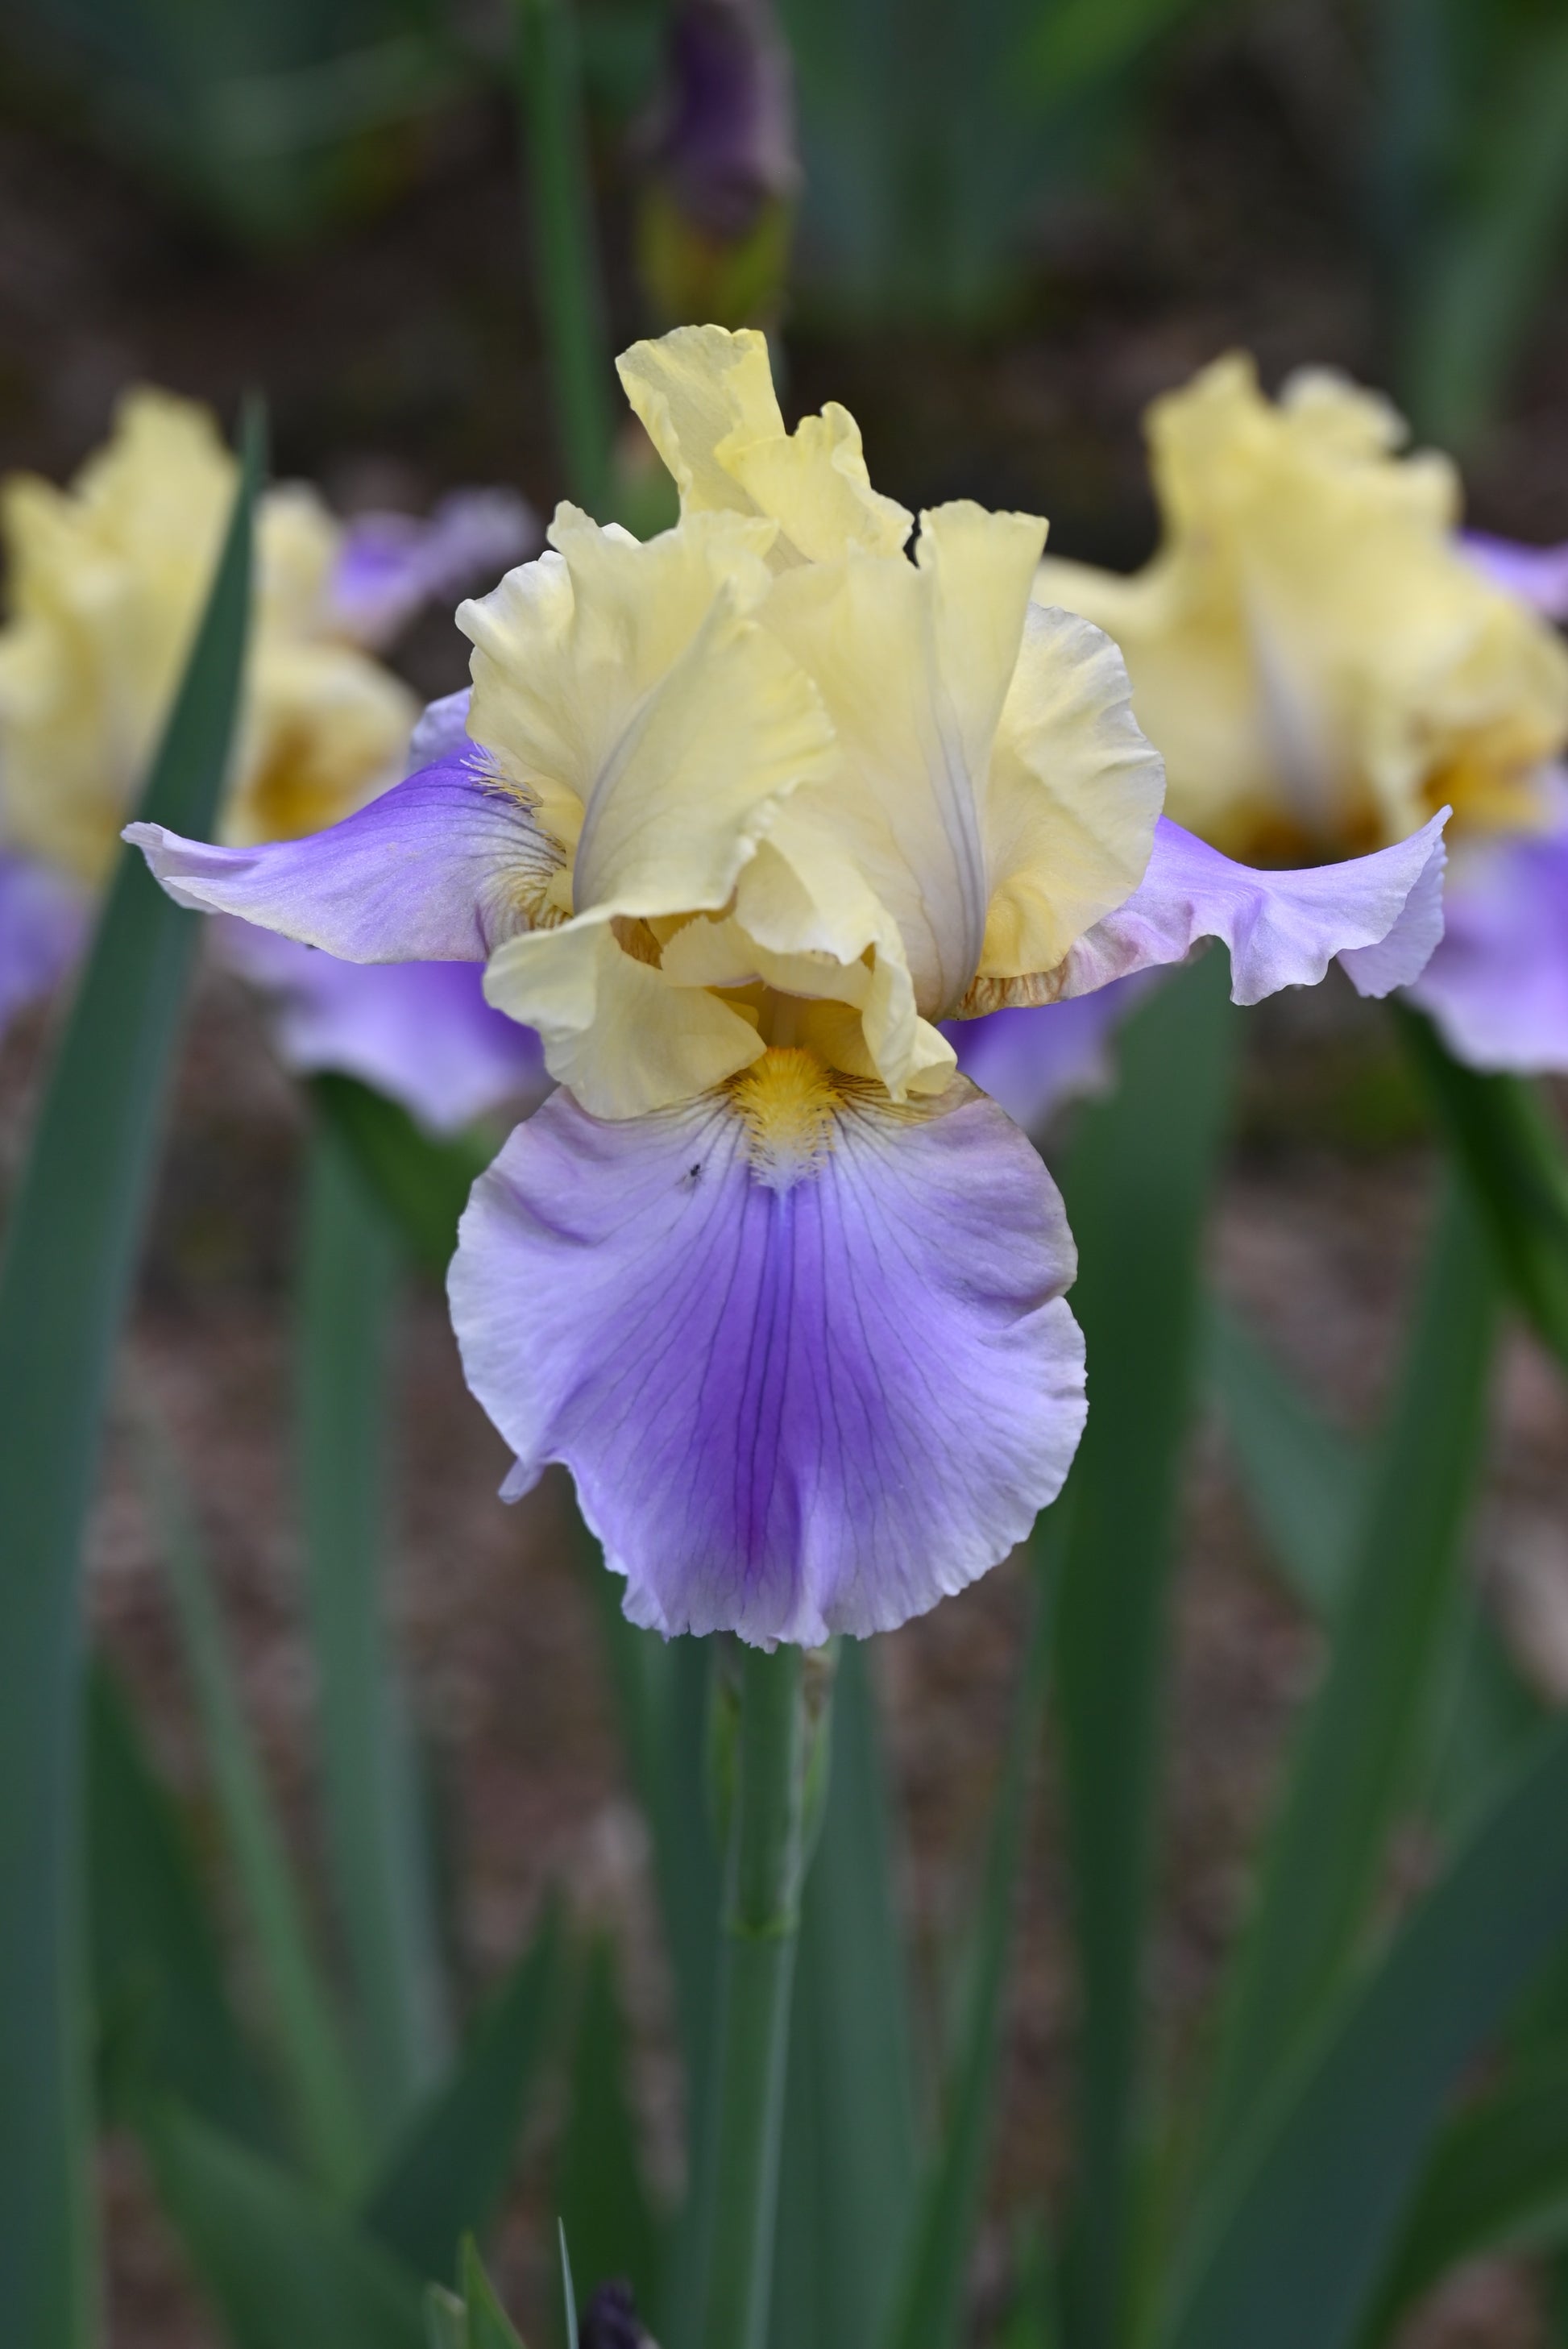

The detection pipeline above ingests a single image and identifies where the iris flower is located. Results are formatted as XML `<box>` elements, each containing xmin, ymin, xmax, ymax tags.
<box><xmin>973</xmin><ymin>354</ymin><xmax>1568</xmax><ymax>1124</ymax></box>
<box><xmin>0</xmin><ymin>387</ymin><xmax>542</xmax><ymax>1131</ymax></box>
<box><xmin>132</xmin><ymin>328</ymin><xmax>1446</xmax><ymax>1646</ymax></box>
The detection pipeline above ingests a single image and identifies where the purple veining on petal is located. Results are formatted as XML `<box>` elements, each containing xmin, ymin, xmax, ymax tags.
<box><xmin>125</xmin><ymin>753</ymin><xmax>556</xmax><ymax>962</ymax></box>
<box><xmin>1461</xmin><ymin>531</ymin><xmax>1568</xmax><ymax>620</ymax></box>
<box><xmin>0</xmin><ymin>851</ymin><xmax>89</xmax><ymax>1037</ymax></box>
<box><xmin>329</xmin><ymin>492</ymin><xmax>541</xmax><ymax>650</ymax></box>
<box><xmin>450</xmin><ymin>1073</ymin><xmax>1085</xmax><ymax>1646</ymax></box>
<box><xmin>1056</xmin><ymin>812</ymin><xmax>1448</xmax><ymax>1006</ymax></box>
<box><xmin>218</xmin><ymin>919</ymin><xmax>549</xmax><ymax>1134</ymax></box>
<box><xmin>645</xmin><ymin>0</ymin><xmax>800</xmax><ymax>240</ymax></box>
<box><xmin>945</xmin><ymin>978</ymin><xmax>1154</xmax><ymax>1135</ymax></box>
<box><xmin>1408</xmin><ymin>795</ymin><xmax>1568</xmax><ymax>1071</ymax></box>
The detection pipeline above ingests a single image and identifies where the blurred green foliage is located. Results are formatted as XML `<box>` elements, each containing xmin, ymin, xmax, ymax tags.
<box><xmin>13</xmin><ymin>0</ymin><xmax>1568</xmax><ymax>443</ymax></box>
<box><xmin>6</xmin><ymin>0</ymin><xmax>470</xmax><ymax>240</ymax></box>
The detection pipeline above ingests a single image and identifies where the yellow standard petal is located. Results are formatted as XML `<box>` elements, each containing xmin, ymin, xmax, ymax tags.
<box><xmin>616</xmin><ymin>324</ymin><xmax>911</xmax><ymax>564</ymax></box>
<box><xmin>977</xmin><ymin>604</ymin><xmax>1165</xmax><ymax>984</ymax></box>
<box><xmin>463</xmin><ymin>504</ymin><xmax>837</xmax><ymax>1118</ymax></box>
<box><xmin>467</xmin><ymin>327</ymin><xmax>1168</xmax><ymax>1122</ymax></box>
<box><xmin>1033</xmin><ymin>352</ymin><xmax>1568</xmax><ymax>858</ymax></box>
<box><xmin>756</xmin><ymin>502</ymin><xmax>1041</xmax><ymax>1015</ymax></box>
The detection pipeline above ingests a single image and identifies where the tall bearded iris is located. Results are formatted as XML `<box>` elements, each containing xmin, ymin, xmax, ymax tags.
<box><xmin>1005</xmin><ymin>354</ymin><xmax>1568</xmax><ymax>1107</ymax></box>
<box><xmin>0</xmin><ymin>387</ymin><xmax>541</xmax><ymax>1131</ymax></box>
<box><xmin>131</xmin><ymin>327</ymin><xmax>1447</xmax><ymax>1646</ymax></box>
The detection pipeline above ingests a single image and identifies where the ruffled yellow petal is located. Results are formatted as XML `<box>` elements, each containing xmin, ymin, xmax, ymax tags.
<box><xmin>616</xmin><ymin>324</ymin><xmax>911</xmax><ymax>563</ymax></box>
<box><xmin>483</xmin><ymin>911</ymin><xmax>765</xmax><ymax>1117</ymax></box>
<box><xmin>720</xmin><ymin>404</ymin><xmax>911</xmax><ymax>563</ymax></box>
<box><xmin>1035</xmin><ymin>351</ymin><xmax>1568</xmax><ymax>857</ymax></box>
<box><xmin>616</xmin><ymin>326</ymin><xmax>786</xmax><ymax>517</ymax></box>
<box><xmin>460</xmin><ymin>505</ymin><xmax>834</xmax><ymax>924</ymax></box>
<box><xmin>721</xmin><ymin>827</ymin><xmax>923</xmax><ymax>1094</ymax></box>
<box><xmin>757</xmin><ymin>500</ymin><xmax>1044</xmax><ymax>1015</ymax></box>
<box><xmin>980</xmin><ymin>604</ymin><xmax>1164</xmax><ymax>977</ymax></box>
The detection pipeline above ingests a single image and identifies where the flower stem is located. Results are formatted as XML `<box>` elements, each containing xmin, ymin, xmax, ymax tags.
<box><xmin>511</xmin><ymin>0</ymin><xmax>616</xmax><ymax>517</ymax></box>
<box><xmin>696</xmin><ymin>1641</ymin><xmax>830</xmax><ymax>2349</ymax></box>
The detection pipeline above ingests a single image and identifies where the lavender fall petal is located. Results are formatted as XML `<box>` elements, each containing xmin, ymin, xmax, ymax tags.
<box><xmin>449</xmin><ymin>1060</ymin><xmax>1085</xmax><ymax>1646</ymax></box>
<box><xmin>1461</xmin><ymin>531</ymin><xmax>1568</xmax><ymax>621</ymax></box>
<box><xmin>127</xmin><ymin>754</ymin><xmax>560</xmax><ymax>963</ymax></box>
<box><xmin>1408</xmin><ymin>804</ymin><xmax>1568</xmax><ymax>1072</ymax></box>
<box><xmin>218</xmin><ymin>920</ymin><xmax>549</xmax><ymax>1133</ymax></box>
<box><xmin>1056</xmin><ymin>812</ymin><xmax>1448</xmax><ymax>1006</ymax></box>
<box><xmin>329</xmin><ymin>492</ymin><xmax>541</xmax><ymax>650</ymax></box>
<box><xmin>947</xmin><ymin>979</ymin><xmax>1153</xmax><ymax>1134</ymax></box>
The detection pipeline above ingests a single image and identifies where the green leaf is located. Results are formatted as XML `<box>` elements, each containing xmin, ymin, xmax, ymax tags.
<box><xmin>85</xmin><ymin>1654</ymin><xmax>272</xmax><ymax>2146</ymax></box>
<box><xmin>427</xmin><ymin>2284</ymin><xmax>470</xmax><ymax>2349</ymax></box>
<box><xmin>1203</xmin><ymin>1299</ymin><xmax>1367</xmax><ymax>1618</ymax></box>
<box><xmin>1201</xmin><ymin>1180</ymin><xmax>1498</xmax><ymax>2162</ymax></box>
<box><xmin>559</xmin><ymin>2223</ymin><xmax>580</xmax><ymax>2349</ymax></box>
<box><xmin>1400</xmin><ymin>17</ymin><xmax>1568</xmax><ymax>448</ymax></box>
<box><xmin>0</xmin><ymin>402</ymin><xmax>259</xmax><ymax>2349</ymax></box>
<box><xmin>1155</xmin><ymin>1712</ymin><xmax>1568</xmax><ymax>2349</ymax></box>
<box><xmin>1022</xmin><ymin>0</ymin><xmax>1219</xmax><ymax>102</ymax></box>
<box><xmin>574</xmin><ymin>1517</ymin><xmax>719</xmax><ymax>2098</ymax></box>
<box><xmin>135</xmin><ymin>1405</ymin><xmax>369</xmax><ymax>2194</ymax></box>
<box><xmin>998</xmin><ymin>2222</ymin><xmax>1060</xmax><ymax>2349</ymax></box>
<box><xmin>1206</xmin><ymin>1294</ymin><xmax>1541</xmax><ymax>1842</ymax></box>
<box><xmin>571</xmin><ymin>1512</ymin><xmax>717</xmax><ymax>2341</ymax></box>
<box><xmin>1050</xmin><ymin>954</ymin><xmax>1241</xmax><ymax>2349</ymax></box>
<box><xmin>365</xmin><ymin>1900</ymin><xmax>563</xmax><ymax>2282</ymax></box>
<box><xmin>1365</xmin><ymin>2042</ymin><xmax>1568</xmax><ymax>2334</ymax></box>
<box><xmin>143</xmin><ymin>2102</ymin><xmax>425</xmax><ymax>2349</ymax></box>
<box><xmin>298</xmin><ymin>1117</ymin><xmax>449</xmax><ymax>2138</ymax></box>
<box><xmin>878</xmin><ymin>1546</ymin><xmax>1056</xmax><ymax>2349</ymax></box>
<box><xmin>309</xmin><ymin>1075</ymin><xmax>492</xmax><ymax>1280</ymax></box>
<box><xmin>1396</xmin><ymin>1002</ymin><xmax>1568</xmax><ymax>1373</ymax></box>
<box><xmin>773</xmin><ymin>1639</ymin><xmax>919</xmax><ymax>2349</ymax></box>
<box><xmin>556</xmin><ymin>1934</ymin><xmax>660</xmax><ymax>2326</ymax></box>
<box><xmin>466</xmin><ymin>2235</ymin><xmax>531</xmax><ymax>2349</ymax></box>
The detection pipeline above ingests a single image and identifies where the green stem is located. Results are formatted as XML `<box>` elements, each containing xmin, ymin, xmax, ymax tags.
<box><xmin>697</xmin><ymin>1643</ymin><xmax>828</xmax><ymax>2349</ymax></box>
<box><xmin>512</xmin><ymin>0</ymin><xmax>616</xmax><ymax>514</ymax></box>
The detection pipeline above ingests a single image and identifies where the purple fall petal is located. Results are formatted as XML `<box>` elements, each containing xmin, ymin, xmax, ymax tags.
<box><xmin>406</xmin><ymin>688</ymin><xmax>472</xmax><ymax>769</ymax></box>
<box><xmin>126</xmin><ymin>754</ymin><xmax>559</xmax><ymax>962</ymax></box>
<box><xmin>0</xmin><ymin>852</ymin><xmax>89</xmax><ymax>1035</ymax></box>
<box><xmin>1056</xmin><ymin>812</ymin><xmax>1448</xmax><ymax>1006</ymax></box>
<box><xmin>946</xmin><ymin>978</ymin><xmax>1153</xmax><ymax>1134</ymax></box>
<box><xmin>1461</xmin><ymin>531</ymin><xmax>1568</xmax><ymax>620</ymax></box>
<box><xmin>330</xmin><ymin>492</ymin><xmax>540</xmax><ymax>650</ymax></box>
<box><xmin>450</xmin><ymin>1072</ymin><xmax>1085</xmax><ymax>1646</ymax></box>
<box><xmin>218</xmin><ymin>920</ymin><xmax>549</xmax><ymax>1134</ymax></box>
<box><xmin>1408</xmin><ymin>799</ymin><xmax>1568</xmax><ymax>1071</ymax></box>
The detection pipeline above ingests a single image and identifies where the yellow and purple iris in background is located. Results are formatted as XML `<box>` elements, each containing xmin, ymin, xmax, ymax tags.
<box><xmin>132</xmin><ymin>328</ymin><xmax>1446</xmax><ymax>1646</ymax></box>
<box><xmin>0</xmin><ymin>386</ymin><xmax>544</xmax><ymax>1132</ymax></box>
<box><xmin>964</xmin><ymin>354</ymin><xmax>1568</xmax><ymax>1132</ymax></box>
